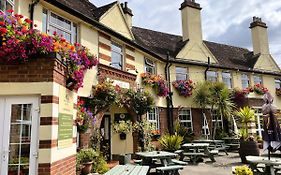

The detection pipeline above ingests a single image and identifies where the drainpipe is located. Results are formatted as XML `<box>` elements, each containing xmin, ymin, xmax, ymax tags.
<box><xmin>29</xmin><ymin>0</ymin><xmax>40</xmax><ymax>28</ymax></box>
<box><xmin>204</xmin><ymin>57</ymin><xmax>210</xmax><ymax>80</ymax></box>
<box><xmin>165</xmin><ymin>52</ymin><xmax>174</xmax><ymax>134</ymax></box>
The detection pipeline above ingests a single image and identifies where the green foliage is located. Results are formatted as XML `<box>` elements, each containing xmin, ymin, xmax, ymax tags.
<box><xmin>174</xmin><ymin>120</ymin><xmax>194</xmax><ymax>143</ymax></box>
<box><xmin>235</xmin><ymin>107</ymin><xmax>255</xmax><ymax>139</ymax></box>
<box><xmin>92</xmin><ymin>155</ymin><xmax>110</xmax><ymax>174</ymax></box>
<box><xmin>112</xmin><ymin>120</ymin><xmax>132</xmax><ymax>134</ymax></box>
<box><xmin>159</xmin><ymin>134</ymin><xmax>183</xmax><ymax>152</ymax></box>
<box><xmin>235</xmin><ymin>165</ymin><xmax>253</xmax><ymax>175</ymax></box>
<box><xmin>193</xmin><ymin>82</ymin><xmax>211</xmax><ymax>109</ymax></box>
<box><xmin>77</xmin><ymin>148</ymin><xmax>98</xmax><ymax>164</ymax></box>
<box><xmin>214</xmin><ymin>128</ymin><xmax>229</xmax><ymax>140</ymax></box>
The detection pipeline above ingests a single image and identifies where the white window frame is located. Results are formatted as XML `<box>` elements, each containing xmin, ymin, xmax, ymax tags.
<box><xmin>147</xmin><ymin>107</ymin><xmax>160</xmax><ymax>130</ymax></box>
<box><xmin>144</xmin><ymin>58</ymin><xmax>156</xmax><ymax>74</ymax></box>
<box><xmin>178</xmin><ymin>109</ymin><xmax>193</xmax><ymax>131</ymax></box>
<box><xmin>111</xmin><ymin>42</ymin><xmax>124</xmax><ymax>70</ymax></box>
<box><xmin>211</xmin><ymin>110</ymin><xmax>223</xmax><ymax>129</ymax></box>
<box><xmin>275</xmin><ymin>79</ymin><xmax>281</xmax><ymax>89</ymax></box>
<box><xmin>222</xmin><ymin>71</ymin><xmax>232</xmax><ymax>89</ymax></box>
<box><xmin>43</xmin><ymin>8</ymin><xmax>78</xmax><ymax>43</ymax></box>
<box><xmin>0</xmin><ymin>0</ymin><xmax>14</xmax><ymax>12</ymax></box>
<box><xmin>253</xmin><ymin>107</ymin><xmax>263</xmax><ymax>137</ymax></box>
<box><xmin>176</xmin><ymin>67</ymin><xmax>189</xmax><ymax>81</ymax></box>
<box><xmin>207</xmin><ymin>70</ymin><xmax>218</xmax><ymax>82</ymax></box>
<box><xmin>241</xmin><ymin>73</ymin><xmax>250</xmax><ymax>89</ymax></box>
<box><xmin>253</xmin><ymin>75</ymin><xmax>263</xmax><ymax>85</ymax></box>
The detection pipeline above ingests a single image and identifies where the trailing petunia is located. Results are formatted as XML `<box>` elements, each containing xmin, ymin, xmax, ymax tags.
<box><xmin>140</xmin><ymin>73</ymin><xmax>169</xmax><ymax>97</ymax></box>
<box><xmin>0</xmin><ymin>11</ymin><xmax>98</xmax><ymax>90</ymax></box>
<box><xmin>172</xmin><ymin>80</ymin><xmax>194</xmax><ymax>97</ymax></box>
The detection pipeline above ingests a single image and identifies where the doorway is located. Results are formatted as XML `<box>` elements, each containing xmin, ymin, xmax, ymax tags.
<box><xmin>100</xmin><ymin>115</ymin><xmax>111</xmax><ymax>161</ymax></box>
<box><xmin>0</xmin><ymin>96</ymin><xmax>39</xmax><ymax>175</ymax></box>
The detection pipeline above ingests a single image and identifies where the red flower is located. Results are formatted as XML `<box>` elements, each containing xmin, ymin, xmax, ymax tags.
<box><xmin>24</xmin><ymin>18</ymin><xmax>33</xmax><ymax>24</ymax></box>
<box><xmin>0</xmin><ymin>21</ymin><xmax>5</xmax><ymax>26</ymax></box>
<box><xmin>0</xmin><ymin>28</ymin><xmax>7</xmax><ymax>34</ymax></box>
<box><xmin>6</xmin><ymin>9</ymin><xmax>14</xmax><ymax>13</ymax></box>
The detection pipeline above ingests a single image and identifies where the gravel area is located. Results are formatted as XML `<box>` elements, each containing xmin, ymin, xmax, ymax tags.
<box><xmin>179</xmin><ymin>151</ymin><xmax>244</xmax><ymax>175</ymax></box>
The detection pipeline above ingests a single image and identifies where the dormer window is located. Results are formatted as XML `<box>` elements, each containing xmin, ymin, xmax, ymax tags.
<box><xmin>0</xmin><ymin>0</ymin><xmax>14</xmax><ymax>12</ymax></box>
<box><xmin>111</xmin><ymin>42</ymin><xmax>123</xmax><ymax>70</ymax></box>
<box><xmin>145</xmin><ymin>58</ymin><xmax>156</xmax><ymax>74</ymax></box>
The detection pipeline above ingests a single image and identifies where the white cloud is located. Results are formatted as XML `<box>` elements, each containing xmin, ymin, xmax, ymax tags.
<box><xmin>91</xmin><ymin>0</ymin><xmax>281</xmax><ymax>64</ymax></box>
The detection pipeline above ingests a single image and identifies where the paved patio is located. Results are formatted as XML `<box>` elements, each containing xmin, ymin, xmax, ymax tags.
<box><xmin>179</xmin><ymin>152</ymin><xmax>243</xmax><ymax>175</ymax></box>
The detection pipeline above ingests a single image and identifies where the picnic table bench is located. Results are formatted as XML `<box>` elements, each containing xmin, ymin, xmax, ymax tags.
<box><xmin>104</xmin><ymin>165</ymin><xmax>149</xmax><ymax>175</ymax></box>
<box><xmin>246</xmin><ymin>156</ymin><xmax>281</xmax><ymax>175</ymax></box>
<box><xmin>181</xmin><ymin>143</ymin><xmax>216</xmax><ymax>163</ymax></box>
<box><xmin>193</xmin><ymin>140</ymin><xmax>229</xmax><ymax>155</ymax></box>
<box><xmin>156</xmin><ymin>165</ymin><xmax>184</xmax><ymax>175</ymax></box>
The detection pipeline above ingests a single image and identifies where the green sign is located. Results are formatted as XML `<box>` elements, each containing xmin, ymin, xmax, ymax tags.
<box><xmin>58</xmin><ymin>113</ymin><xmax>73</xmax><ymax>148</ymax></box>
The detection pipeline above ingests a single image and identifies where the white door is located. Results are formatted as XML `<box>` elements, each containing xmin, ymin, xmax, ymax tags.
<box><xmin>0</xmin><ymin>96</ymin><xmax>39</xmax><ymax>175</ymax></box>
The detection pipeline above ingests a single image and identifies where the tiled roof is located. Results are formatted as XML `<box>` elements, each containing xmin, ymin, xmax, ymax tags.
<box><xmin>52</xmin><ymin>0</ymin><xmax>116</xmax><ymax>21</ymax></box>
<box><xmin>132</xmin><ymin>26</ymin><xmax>258</xmax><ymax>70</ymax></box>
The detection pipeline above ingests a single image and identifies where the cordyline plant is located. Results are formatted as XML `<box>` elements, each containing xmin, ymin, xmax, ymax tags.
<box><xmin>0</xmin><ymin>10</ymin><xmax>98</xmax><ymax>90</ymax></box>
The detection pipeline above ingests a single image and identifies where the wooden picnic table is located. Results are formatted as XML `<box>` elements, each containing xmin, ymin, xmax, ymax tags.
<box><xmin>136</xmin><ymin>151</ymin><xmax>177</xmax><ymax>166</ymax></box>
<box><xmin>182</xmin><ymin>143</ymin><xmax>216</xmax><ymax>163</ymax></box>
<box><xmin>246</xmin><ymin>156</ymin><xmax>281</xmax><ymax>175</ymax></box>
<box><xmin>193</xmin><ymin>139</ymin><xmax>229</xmax><ymax>155</ymax></box>
<box><xmin>104</xmin><ymin>165</ymin><xmax>149</xmax><ymax>175</ymax></box>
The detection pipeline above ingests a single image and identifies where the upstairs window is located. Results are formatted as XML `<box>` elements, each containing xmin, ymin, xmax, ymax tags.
<box><xmin>275</xmin><ymin>79</ymin><xmax>281</xmax><ymax>89</ymax></box>
<box><xmin>145</xmin><ymin>58</ymin><xmax>156</xmax><ymax>74</ymax></box>
<box><xmin>176</xmin><ymin>67</ymin><xmax>188</xmax><ymax>81</ymax></box>
<box><xmin>42</xmin><ymin>9</ymin><xmax>78</xmax><ymax>43</ymax></box>
<box><xmin>0</xmin><ymin>0</ymin><xmax>14</xmax><ymax>12</ymax></box>
<box><xmin>253</xmin><ymin>75</ymin><xmax>262</xmax><ymax>85</ymax></box>
<box><xmin>222</xmin><ymin>72</ymin><xmax>232</xmax><ymax>88</ymax></box>
<box><xmin>111</xmin><ymin>42</ymin><xmax>123</xmax><ymax>70</ymax></box>
<box><xmin>207</xmin><ymin>71</ymin><xmax>218</xmax><ymax>82</ymax></box>
<box><xmin>178</xmin><ymin>109</ymin><xmax>193</xmax><ymax>131</ymax></box>
<box><xmin>147</xmin><ymin>107</ymin><xmax>160</xmax><ymax>130</ymax></box>
<box><xmin>241</xmin><ymin>74</ymin><xmax>250</xmax><ymax>89</ymax></box>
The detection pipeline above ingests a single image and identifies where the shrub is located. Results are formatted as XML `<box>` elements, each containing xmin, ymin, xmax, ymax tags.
<box><xmin>159</xmin><ymin>134</ymin><xmax>183</xmax><ymax>152</ymax></box>
<box><xmin>92</xmin><ymin>155</ymin><xmax>109</xmax><ymax>174</ymax></box>
<box><xmin>235</xmin><ymin>165</ymin><xmax>253</xmax><ymax>175</ymax></box>
<box><xmin>77</xmin><ymin>148</ymin><xmax>98</xmax><ymax>164</ymax></box>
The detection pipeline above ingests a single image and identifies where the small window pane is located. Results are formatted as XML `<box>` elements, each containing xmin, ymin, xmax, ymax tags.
<box><xmin>241</xmin><ymin>74</ymin><xmax>250</xmax><ymax>89</ymax></box>
<box><xmin>207</xmin><ymin>71</ymin><xmax>217</xmax><ymax>82</ymax></box>
<box><xmin>145</xmin><ymin>58</ymin><xmax>155</xmax><ymax>74</ymax></box>
<box><xmin>178</xmin><ymin>109</ymin><xmax>193</xmax><ymax>131</ymax></box>
<box><xmin>176</xmin><ymin>67</ymin><xmax>188</xmax><ymax>81</ymax></box>
<box><xmin>253</xmin><ymin>75</ymin><xmax>262</xmax><ymax>85</ymax></box>
<box><xmin>73</xmin><ymin>23</ymin><xmax>78</xmax><ymax>43</ymax></box>
<box><xmin>147</xmin><ymin>108</ymin><xmax>159</xmax><ymax>130</ymax></box>
<box><xmin>42</xmin><ymin>9</ymin><xmax>48</xmax><ymax>33</ymax></box>
<box><xmin>111</xmin><ymin>52</ymin><xmax>122</xmax><ymax>70</ymax></box>
<box><xmin>222</xmin><ymin>72</ymin><xmax>232</xmax><ymax>88</ymax></box>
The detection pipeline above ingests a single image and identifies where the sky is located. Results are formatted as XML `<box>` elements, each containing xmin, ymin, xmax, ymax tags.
<box><xmin>91</xmin><ymin>0</ymin><xmax>281</xmax><ymax>65</ymax></box>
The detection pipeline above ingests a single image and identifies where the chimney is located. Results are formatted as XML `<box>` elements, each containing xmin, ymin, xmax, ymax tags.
<box><xmin>121</xmin><ymin>2</ymin><xmax>133</xmax><ymax>29</ymax></box>
<box><xmin>250</xmin><ymin>16</ymin><xmax>270</xmax><ymax>55</ymax></box>
<box><xmin>180</xmin><ymin>0</ymin><xmax>203</xmax><ymax>42</ymax></box>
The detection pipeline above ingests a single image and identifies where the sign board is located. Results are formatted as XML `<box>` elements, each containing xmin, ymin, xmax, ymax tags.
<box><xmin>111</xmin><ymin>79</ymin><xmax>130</xmax><ymax>89</ymax></box>
<box><xmin>58</xmin><ymin>113</ymin><xmax>73</xmax><ymax>148</ymax></box>
<box><xmin>58</xmin><ymin>88</ymin><xmax>74</xmax><ymax>148</ymax></box>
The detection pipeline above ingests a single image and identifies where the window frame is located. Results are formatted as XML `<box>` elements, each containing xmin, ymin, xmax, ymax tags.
<box><xmin>241</xmin><ymin>73</ymin><xmax>250</xmax><ymax>89</ymax></box>
<box><xmin>147</xmin><ymin>107</ymin><xmax>160</xmax><ymax>130</ymax></box>
<box><xmin>175</xmin><ymin>66</ymin><xmax>189</xmax><ymax>81</ymax></box>
<box><xmin>211</xmin><ymin>110</ymin><xmax>223</xmax><ymax>129</ymax></box>
<box><xmin>0</xmin><ymin>0</ymin><xmax>14</xmax><ymax>12</ymax></box>
<box><xmin>111</xmin><ymin>41</ymin><xmax>124</xmax><ymax>70</ymax></box>
<box><xmin>206</xmin><ymin>70</ymin><xmax>218</xmax><ymax>82</ymax></box>
<box><xmin>144</xmin><ymin>58</ymin><xmax>156</xmax><ymax>74</ymax></box>
<box><xmin>275</xmin><ymin>79</ymin><xmax>281</xmax><ymax>89</ymax></box>
<box><xmin>253</xmin><ymin>75</ymin><xmax>263</xmax><ymax>85</ymax></box>
<box><xmin>222</xmin><ymin>71</ymin><xmax>233</xmax><ymax>89</ymax></box>
<box><xmin>43</xmin><ymin>8</ymin><xmax>78</xmax><ymax>43</ymax></box>
<box><xmin>178</xmin><ymin>109</ymin><xmax>193</xmax><ymax>131</ymax></box>
<box><xmin>253</xmin><ymin>107</ymin><xmax>263</xmax><ymax>137</ymax></box>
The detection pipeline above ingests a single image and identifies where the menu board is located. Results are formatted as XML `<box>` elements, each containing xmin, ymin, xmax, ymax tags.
<box><xmin>58</xmin><ymin>113</ymin><xmax>73</xmax><ymax>148</ymax></box>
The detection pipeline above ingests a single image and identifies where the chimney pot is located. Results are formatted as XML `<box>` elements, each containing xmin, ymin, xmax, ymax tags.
<box><xmin>250</xmin><ymin>16</ymin><xmax>267</xmax><ymax>28</ymax></box>
<box><xmin>180</xmin><ymin>0</ymin><xmax>201</xmax><ymax>10</ymax></box>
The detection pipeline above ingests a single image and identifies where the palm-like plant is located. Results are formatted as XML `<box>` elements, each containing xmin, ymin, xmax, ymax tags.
<box><xmin>235</xmin><ymin>107</ymin><xmax>255</xmax><ymax>140</ymax></box>
<box><xmin>159</xmin><ymin>134</ymin><xmax>183</xmax><ymax>152</ymax></box>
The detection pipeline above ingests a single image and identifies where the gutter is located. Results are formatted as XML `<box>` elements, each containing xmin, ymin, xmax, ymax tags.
<box><xmin>29</xmin><ymin>0</ymin><xmax>40</xmax><ymax>28</ymax></box>
<box><xmin>165</xmin><ymin>52</ymin><xmax>174</xmax><ymax>134</ymax></box>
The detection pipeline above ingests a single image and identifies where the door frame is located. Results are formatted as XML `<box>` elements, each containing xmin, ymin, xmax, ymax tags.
<box><xmin>0</xmin><ymin>96</ymin><xmax>40</xmax><ymax>175</ymax></box>
<box><xmin>101</xmin><ymin>114</ymin><xmax>112</xmax><ymax>160</ymax></box>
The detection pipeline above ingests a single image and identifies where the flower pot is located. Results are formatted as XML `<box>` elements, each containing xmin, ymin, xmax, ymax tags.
<box><xmin>119</xmin><ymin>132</ymin><xmax>127</xmax><ymax>140</ymax></box>
<box><xmin>239</xmin><ymin>140</ymin><xmax>260</xmax><ymax>163</ymax></box>
<box><xmin>82</xmin><ymin>162</ymin><xmax>93</xmax><ymax>175</ymax></box>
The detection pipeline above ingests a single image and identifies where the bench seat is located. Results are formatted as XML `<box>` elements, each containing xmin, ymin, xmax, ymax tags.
<box><xmin>171</xmin><ymin>159</ymin><xmax>188</xmax><ymax>165</ymax></box>
<box><xmin>156</xmin><ymin>165</ymin><xmax>184</xmax><ymax>173</ymax></box>
<box><xmin>183</xmin><ymin>152</ymin><xmax>204</xmax><ymax>156</ymax></box>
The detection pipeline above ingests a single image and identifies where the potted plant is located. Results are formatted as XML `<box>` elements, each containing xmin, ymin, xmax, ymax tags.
<box><xmin>113</xmin><ymin>120</ymin><xmax>132</xmax><ymax>140</ymax></box>
<box><xmin>236</xmin><ymin>107</ymin><xmax>259</xmax><ymax>163</ymax></box>
<box><xmin>77</xmin><ymin>148</ymin><xmax>98</xmax><ymax>174</ymax></box>
<box><xmin>253</xmin><ymin>84</ymin><xmax>268</xmax><ymax>95</ymax></box>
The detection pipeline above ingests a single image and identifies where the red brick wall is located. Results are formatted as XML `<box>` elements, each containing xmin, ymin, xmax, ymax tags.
<box><xmin>38</xmin><ymin>155</ymin><xmax>76</xmax><ymax>175</ymax></box>
<box><xmin>0</xmin><ymin>53</ymin><xmax>66</xmax><ymax>86</ymax></box>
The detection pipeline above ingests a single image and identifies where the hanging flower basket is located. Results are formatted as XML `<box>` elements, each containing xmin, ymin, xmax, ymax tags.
<box><xmin>119</xmin><ymin>132</ymin><xmax>127</xmax><ymax>140</ymax></box>
<box><xmin>253</xmin><ymin>84</ymin><xmax>268</xmax><ymax>95</ymax></box>
<box><xmin>140</xmin><ymin>73</ymin><xmax>169</xmax><ymax>97</ymax></box>
<box><xmin>172</xmin><ymin>80</ymin><xmax>194</xmax><ymax>97</ymax></box>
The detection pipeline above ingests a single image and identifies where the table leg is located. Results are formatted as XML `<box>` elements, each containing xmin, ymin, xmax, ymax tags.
<box><xmin>205</xmin><ymin>148</ymin><xmax>215</xmax><ymax>162</ymax></box>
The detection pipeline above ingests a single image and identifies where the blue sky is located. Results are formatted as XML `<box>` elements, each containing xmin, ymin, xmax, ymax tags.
<box><xmin>92</xmin><ymin>0</ymin><xmax>281</xmax><ymax>65</ymax></box>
